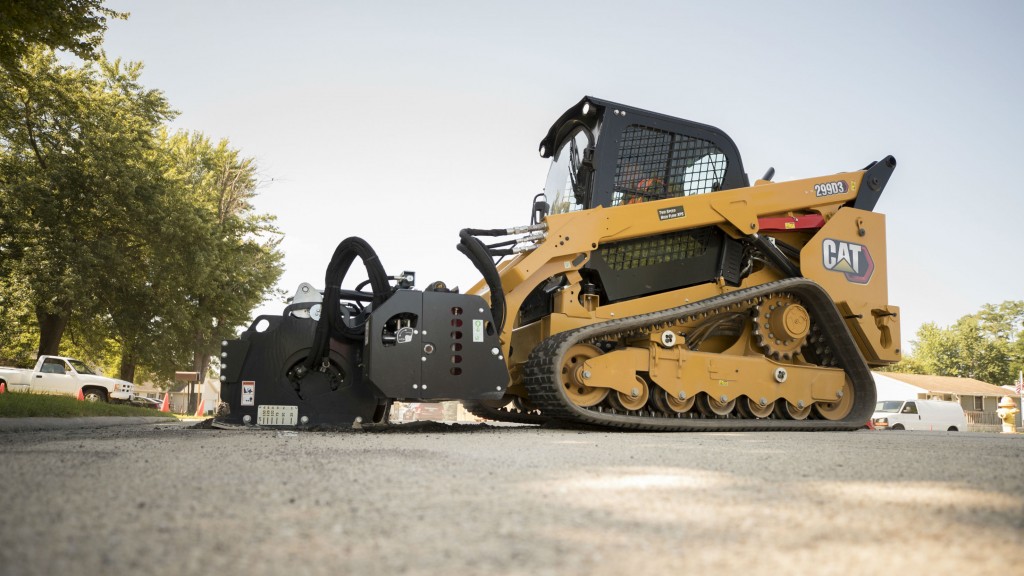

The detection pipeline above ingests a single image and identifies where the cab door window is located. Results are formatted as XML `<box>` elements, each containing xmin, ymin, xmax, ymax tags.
<box><xmin>612</xmin><ymin>125</ymin><xmax>728</xmax><ymax>206</ymax></box>
<box><xmin>40</xmin><ymin>359</ymin><xmax>68</xmax><ymax>374</ymax></box>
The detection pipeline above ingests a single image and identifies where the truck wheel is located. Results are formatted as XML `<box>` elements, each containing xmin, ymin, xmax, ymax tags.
<box><xmin>82</xmin><ymin>388</ymin><xmax>108</xmax><ymax>403</ymax></box>
<box><xmin>891</xmin><ymin>423</ymin><xmax>905</xmax><ymax>431</ymax></box>
<box><xmin>947</xmin><ymin>426</ymin><xmax>958</xmax><ymax>432</ymax></box>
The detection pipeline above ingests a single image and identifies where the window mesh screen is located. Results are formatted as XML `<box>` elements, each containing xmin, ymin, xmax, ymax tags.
<box><xmin>612</xmin><ymin>125</ymin><xmax>727</xmax><ymax>205</ymax></box>
<box><xmin>599</xmin><ymin>228</ymin><xmax>714</xmax><ymax>271</ymax></box>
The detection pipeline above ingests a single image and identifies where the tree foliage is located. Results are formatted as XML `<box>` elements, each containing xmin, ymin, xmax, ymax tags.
<box><xmin>0</xmin><ymin>0</ymin><xmax>126</xmax><ymax>72</ymax></box>
<box><xmin>0</xmin><ymin>48</ymin><xmax>284</xmax><ymax>384</ymax></box>
<box><xmin>136</xmin><ymin>130</ymin><xmax>283</xmax><ymax>384</ymax></box>
<box><xmin>887</xmin><ymin>301</ymin><xmax>1024</xmax><ymax>386</ymax></box>
<box><xmin>0</xmin><ymin>47</ymin><xmax>175</xmax><ymax>359</ymax></box>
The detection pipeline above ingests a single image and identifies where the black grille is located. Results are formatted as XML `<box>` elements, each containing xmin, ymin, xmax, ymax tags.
<box><xmin>599</xmin><ymin>229</ymin><xmax>713</xmax><ymax>271</ymax></box>
<box><xmin>613</xmin><ymin>125</ymin><xmax>727</xmax><ymax>205</ymax></box>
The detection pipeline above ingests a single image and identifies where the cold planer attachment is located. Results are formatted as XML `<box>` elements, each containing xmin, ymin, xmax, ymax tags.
<box><xmin>216</xmin><ymin>236</ymin><xmax>508</xmax><ymax>428</ymax></box>
<box><xmin>218</xmin><ymin>284</ymin><xmax>508</xmax><ymax>427</ymax></box>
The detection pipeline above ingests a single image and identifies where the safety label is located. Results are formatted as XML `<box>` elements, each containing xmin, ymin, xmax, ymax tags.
<box><xmin>473</xmin><ymin>319</ymin><xmax>484</xmax><ymax>342</ymax></box>
<box><xmin>257</xmin><ymin>404</ymin><xmax>298</xmax><ymax>426</ymax></box>
<box><xmin>241</xmin><ymin>381</ymin><xmax>255</xmax><ymax>406</ymax></box>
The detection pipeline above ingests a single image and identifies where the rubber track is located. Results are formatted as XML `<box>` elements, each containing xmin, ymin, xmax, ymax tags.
<box><xmin>522</xmin><ymin>278</ymin><xmax>877</xmax><ymax>431</ymax></box>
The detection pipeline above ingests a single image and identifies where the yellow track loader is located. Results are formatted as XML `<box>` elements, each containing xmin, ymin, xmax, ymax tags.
<box><xmin>215</xmin><ymin>96</ymin><xmax>899</xmax><ymax>431</ymax></box>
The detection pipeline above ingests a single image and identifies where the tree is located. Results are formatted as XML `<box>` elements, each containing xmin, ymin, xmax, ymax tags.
<box><xmin>0</xmin><ymin>0</ymin><xmax>126</xmax><ymax>72</ymax></box>
<box><xmin>888</xmin><ymin>300</ymin><xmax>1024</xmax><ymax>386</ymax></box>
<box><xmin>156</xmin><ymin>130</ymin><xmax>284</xmax><ymax>383</ymax></box>
<box><xmin>1</xmin><ymin>48</ymin><xmax>283</xmax><ymax>384</ymax></box>
<box><xmin>0</xmin><ymin>48</ymin><xmax>175</xmax><ymax>358</ymax></box>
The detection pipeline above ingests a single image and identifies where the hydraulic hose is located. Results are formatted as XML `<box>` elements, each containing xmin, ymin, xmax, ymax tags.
<box><xmin>458</xmin><ymin>229</ymin><xmax>506</xmax><ymax>333</ymax></box>
<box><xmin>303</xmin><ymin>237</ymin><xmax>392</xmax><ymax>376</ymax></box>
<box><xmin>748</xmin><ymin>233</ymin><xmax>801</xmax><ymax>278</ymax></box>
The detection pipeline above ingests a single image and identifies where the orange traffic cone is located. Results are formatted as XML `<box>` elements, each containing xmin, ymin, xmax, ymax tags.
<box><xmin>76</xmin><ymin>388</ymin><xmax>85</xmax><ymax>401</ymax></box>
<box><xmin>160</xmin><ymin>392</ymin><xmax>170</xmax><ymax>412</ymax></box>
<box><xmin>0</xmin><ymin>381</ymin><xmax>6</xmax><ymax>394</ymax></box>
<box><xmin>194</xmin><ymin>399</ymin><xmax>205</xmax><ymax>417</ymax></box>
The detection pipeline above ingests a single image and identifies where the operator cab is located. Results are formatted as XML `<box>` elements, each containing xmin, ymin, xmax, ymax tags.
<box><xmin>531</xmin><ymin>97</ymin><xmax>752</xmax><ymax>305</ymax></box>
<box><xmin>540</xmin><ymin>96</ymin><xmax>749</xmax><ymax>213</ymax></box>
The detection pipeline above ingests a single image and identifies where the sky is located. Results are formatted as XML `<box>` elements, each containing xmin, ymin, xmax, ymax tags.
<box><xmin>98</xmin><ymin>0</ymin><xmax>1024</xmax><ymax>353</ymax></box>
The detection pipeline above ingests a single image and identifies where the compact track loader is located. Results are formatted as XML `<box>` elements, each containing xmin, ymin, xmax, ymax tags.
<box><xmin>215</xmin><ymin>96</ymin><xmax>899</xmax><ymax>431</ymax></box>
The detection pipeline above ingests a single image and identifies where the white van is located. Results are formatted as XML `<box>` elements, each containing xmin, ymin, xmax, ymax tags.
<box><xmin>872</xmin><ymin>399</ymin><xmax>966</xmax><ymax>431</ymax></box>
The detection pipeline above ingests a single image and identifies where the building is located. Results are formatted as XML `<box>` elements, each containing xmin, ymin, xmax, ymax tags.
<box><xmin>873</xmin><ymin>372</ymin><xmax>1022</xmax><ymax>432</ymax></box>
<box><xmin>132</xmin><ymin>378</ymin><xmax>220</xmax><ymax>415</ymax></box>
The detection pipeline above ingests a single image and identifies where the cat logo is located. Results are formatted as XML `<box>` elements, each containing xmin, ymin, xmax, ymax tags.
<box><xmin>822</xmin><ymin>239</ymin><xmax>873</xmax><ymax>284</ymax></box>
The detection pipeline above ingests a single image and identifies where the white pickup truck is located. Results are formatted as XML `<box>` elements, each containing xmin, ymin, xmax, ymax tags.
<box><xmin>0</xmin><ymin>355</ymin><xmax>134</xmax><ymax>403</ymax></box>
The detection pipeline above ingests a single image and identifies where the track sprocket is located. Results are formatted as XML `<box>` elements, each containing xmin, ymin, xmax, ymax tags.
<box><xmin>753</xmin><ymin>293</ymin><xmax>810</xmax><ymax>360</ymax></box>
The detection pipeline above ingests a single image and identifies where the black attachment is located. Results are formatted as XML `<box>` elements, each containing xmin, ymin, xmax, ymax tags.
<box><xmin>364</xmin><ymin>290</ymin><xmax>508</xmax><ymax>401</ymax></box>
<box><xmin>761</xmin><ymin>167</ymin><xmax>775</xmax><ymax>181</ymax></box>
<box><xmin>218</xmin><ymin>313</ymin><xmax>387</xmax><ymax>427</ymax></box>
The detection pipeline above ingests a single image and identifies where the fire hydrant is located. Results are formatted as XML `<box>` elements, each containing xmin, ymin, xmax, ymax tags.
<box><xmin>996</xmin><ymin>396</ymin><xmax>1019</xmax><ymax>434</ymax></box>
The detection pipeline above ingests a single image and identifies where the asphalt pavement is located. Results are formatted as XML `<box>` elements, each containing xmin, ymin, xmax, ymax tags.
<box><xmin>1</xmin><ymin>418</ymin><xmax>1021</xmax><ymax>576</ymax></box>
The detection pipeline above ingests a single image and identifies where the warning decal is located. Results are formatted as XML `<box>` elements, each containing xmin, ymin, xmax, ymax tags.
<box><xmin>241</xmin><ymin>381</ymin><xmax>255</xmax><ymax>406</ymax></box>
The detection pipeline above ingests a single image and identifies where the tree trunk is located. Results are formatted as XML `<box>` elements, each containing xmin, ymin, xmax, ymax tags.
<box><xmin>35</xmin><ymin>307</ymin><xmax>68</xmax><ymax>357</ymax></box>
<box><xmin>119</xmin><ymin>354</ymin><xmax>137</xmax><ymax>383</ymax></box>
<box><xmin>192</xmin><ymin>342</ymin><xmax>209</xmax><ymax>381</ymax></box>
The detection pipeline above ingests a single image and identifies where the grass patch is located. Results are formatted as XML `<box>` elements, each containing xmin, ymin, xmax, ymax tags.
<box><xmin>0</xmin><ymin>391</ymin><xmax>178</xmax><ymax>419</ymax></box>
